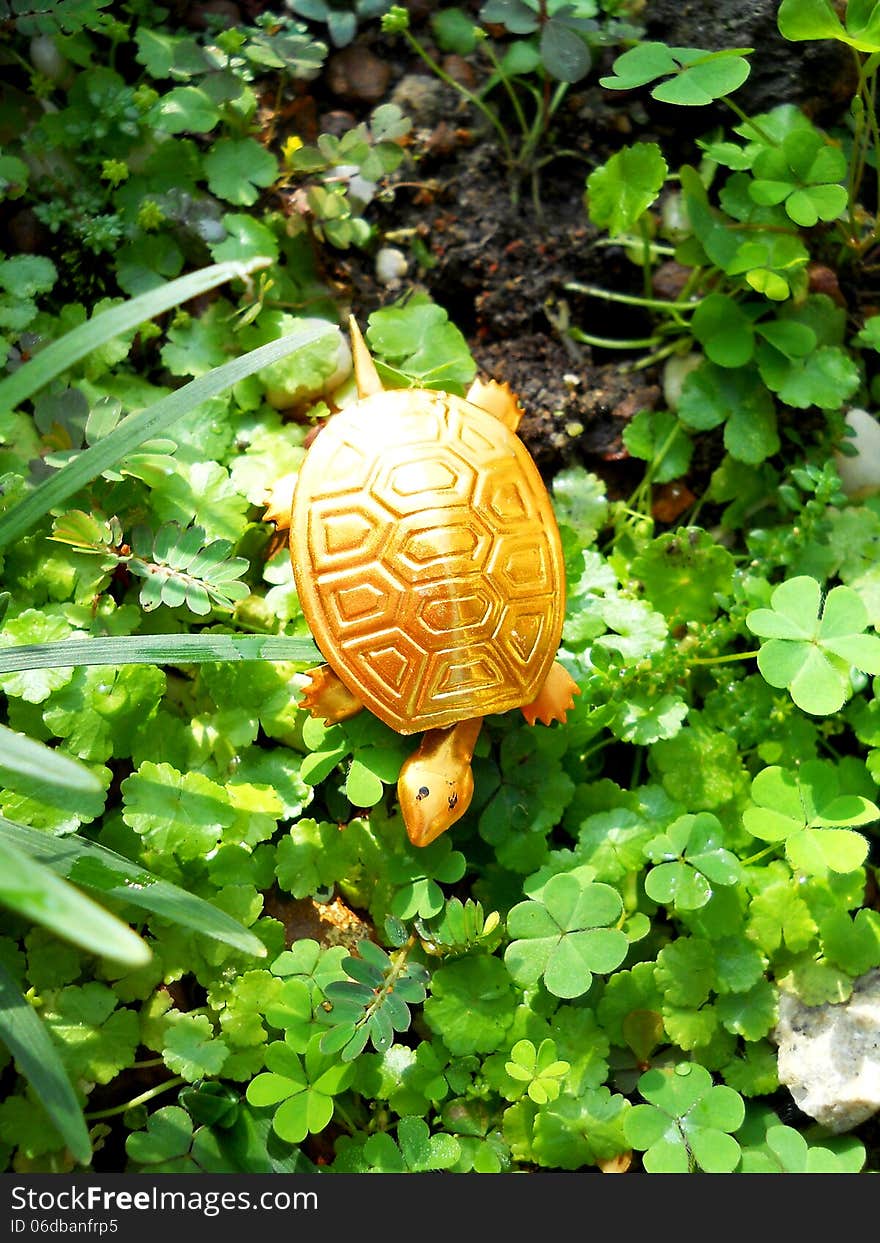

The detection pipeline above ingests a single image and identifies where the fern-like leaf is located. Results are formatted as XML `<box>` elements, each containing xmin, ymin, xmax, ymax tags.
<box><xmin>129</xmin><ymin>523</ymin><xmax>250</xmax><ymax>615</ymax></box>
<box><xmin>319</xmin><ymin>939</ymin><xmax>430</xmax><ymax>1061</ymax></box>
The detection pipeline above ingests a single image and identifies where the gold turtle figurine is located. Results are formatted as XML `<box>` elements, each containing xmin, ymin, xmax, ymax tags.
<box><xmin>268</xmin><ymin>318</ymin><xmax>579</xmax><ymax>847</ymax></box>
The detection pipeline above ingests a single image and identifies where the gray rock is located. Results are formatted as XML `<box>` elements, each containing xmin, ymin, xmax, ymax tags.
<box><xmin>775</xmin><ymin>970</ymin><xmax>880</xmax><ymax>1133</ymax></box>
<box><xmin>389</xmin><ymin>74</ymin><xmax>462</xmax><ymax>129</ymax></box>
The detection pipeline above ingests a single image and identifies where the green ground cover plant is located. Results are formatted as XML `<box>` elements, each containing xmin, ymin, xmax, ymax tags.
<box><xmin>2</xmin><ymin>0</ymin><xmax>880</xmax><ymax>1179</ymax></box>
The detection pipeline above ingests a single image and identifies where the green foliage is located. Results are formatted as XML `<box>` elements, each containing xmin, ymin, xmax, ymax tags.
<box><xmin>504</xmin><ymin>871</ymin><xmax>628</xmax><ymax>998</ymax></box>
<box><xmin>624</xmin><ymin>1064</ymin><xmax>745</xmax><ymax>1172</ymax></box>
<box><xmin>51</xmin><ymin>514</ymin><xmax>250</xmax><ymax>616</ymax></box>
<box><xmin>319</xmin><ymin>938</ymin><xmax>430</xmax><ymax>1060</ymax></box>
<box><xmin>287</xmin><ymin>0</ymin><xmax>392</xmax><ymax>49</ymax></box>
<box><xmin>479</xmin><ymin>0</ymin><xmax>598</xmax><ymax>84</ymax></box>
<box><xmin>747</xmin><ymin>576</ymin><xmax>880</xmax><ymax>714</ymax></box>
<box><xmin>366</xmin><ymin>297</ymin><xmax>476</xmax><ymax>394</ymax></box>
<box><xmin>644</xmin><ymin>813</ymin><xmax>742</xmax><ymax>911</ymax></box>
<box><xmin>503</xmin><ymin>1038</ymin><xmax>570</xmax><ymax>1104</ymax></box>
<box><xmin>743</xmin><ymin>760</ymin><xmax>877</xmax><ymax>876</ymax></box>
<box><xmin>777</xmin><ymin>0</ymin><xmax>880</xmax><ymax>52</ymax></box>
<box><xmin>586</xmin><ymin>142</ymin><xmax>668</xmax><ymax>236</ymax></box>
<box><xmin>599</xmin><ymin>43</ymin><xmax>752</xmax><ymax>106</ymax></box>
<box><xmin>4</xmin><ymin>0</ymin><xmax>880</xmax><ymax>1184</ymax></box>
<box><xmin>0</xmin><ymin>0</ymin><xmax>114</xmax><ymax>36</ymax></box>
<box><xmin>246</xmin><ymin>1032</ymin><xmax>354</xmax><ymax>1143</ymax></box>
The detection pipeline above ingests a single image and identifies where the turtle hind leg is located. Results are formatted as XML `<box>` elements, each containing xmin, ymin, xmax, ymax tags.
<box><xmin>300</xmin><ymin>665</ymin><xmax>363</xmax><ymax>724</ymax></box>
<box><xmin>398</xmin><ymin>718</ymin><xmax>483</xmax><ymax>847</ymax></box>
<box><xmin>521</xmin><ymin>661</ymin><xmax>580</xmax><ymax>727</ymax></box>
<box><xmin>465</xmin><ymin>378</ymin><xmax>524</xmax><ymax>431</ymax></box>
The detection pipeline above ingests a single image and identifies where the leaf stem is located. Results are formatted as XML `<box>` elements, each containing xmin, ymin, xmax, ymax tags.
<box><xmin>568</xmin><ymin>328</ymin><xmax>662</xmax><ymax>350</ymax></box>
<box><xmin>85</xmin><ymin>1076</ymin><xmax>185</xmax><ymax>1120</ymax></box>
<box><xmin>400</xmin><ymin>28</ymin><xmax>515</xmax><ymax>169</ymax></box>
<box><xmin>688</xmin><ymin>650</ymin><xmax>760</xmax><ymax>666</ymax></box>
<box><xmin>718</xmin><ymin>96</ymin><xmax>777</xmax><ymax>147</ymax></box>
<box><xmin>740</xmin><ymin>845</ymin><xmax>778</xmax><ymax>867</ymax></box>
<box><xmin>563</xmin><ymin>283</ymin><xmax>699</xmax><ymax>313</ymax></box>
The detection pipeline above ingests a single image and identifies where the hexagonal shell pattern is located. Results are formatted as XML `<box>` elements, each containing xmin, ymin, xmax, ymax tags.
<box><xmin>291</xmin><ymin>388</ymin><xmax>565</xmax><ymax>734</ymax></box>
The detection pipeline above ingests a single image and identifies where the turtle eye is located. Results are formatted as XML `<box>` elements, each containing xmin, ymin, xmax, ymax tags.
<box><xmin>416</xmin><ymin>786</ymin><xmax>430</xmax><ymax>801</ymax></box>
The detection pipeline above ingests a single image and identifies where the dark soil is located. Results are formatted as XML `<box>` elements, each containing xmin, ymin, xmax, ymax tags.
<box><xmin>297</xmin><ymin>3</ymin><xmax>832</xmax><ymax>498</ymax></box>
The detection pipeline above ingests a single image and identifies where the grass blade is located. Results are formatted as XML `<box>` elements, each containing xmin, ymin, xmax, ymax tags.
<box><xmin>0</xmin><ymin>833</ymin><xmax>151</xmax><ymax>966</ymax></box>
<box><xmin>0</xmin><ymin>961</ymin><xmax>92</xmax><ymax>1165</ymax></box>
<box><xmin>0</xmin><ymin>257</ymin><xmax>272</xmax><ymax>417</ymax></box>
<box><xmin>0</xmin><ymin>633</ymin><xmax>322</xmax><ymax>673</ymax></box>
<box><xmin>0</xmin><ymin>817</ymin><xmax>267</xmax><ymax>957</ymax></box>
<box><xmin>0</xmin><ymin>321</ymin><xmax>335</xmax><ymax>549</ymax></box>
<box><xmin>0</xmin><ymin>723</ymin><xmax>103</xmax><ymax>793</ymax></box>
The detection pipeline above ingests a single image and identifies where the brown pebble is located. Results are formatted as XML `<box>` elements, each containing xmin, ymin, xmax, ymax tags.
<box><xmin>807</xmin><ymin>262</ymin><xmax>846</xmax><ymax>307</ymax></box>
<box><xmin>327</xmin><ymin>47</ymin><xmax>391</xmax><ymax>103</ymax></box>
<box><xmin>652</xmin><ymin>481</ymin><xmax>696</xmax><ymax>523</ymax></box>
<box><xmin>318</xmin><ymin>110</ymin><xmax>358</xmax><ymax>138</ymax></box>
<box><xmin>442</xmin><ymin>54</ymin><xmax>476</xmax><ymax>90</ymax></box>
<box><xmin>652</xmin><ymin>261</ymin><xmax>692</xmax><ymax>301</ymax></box>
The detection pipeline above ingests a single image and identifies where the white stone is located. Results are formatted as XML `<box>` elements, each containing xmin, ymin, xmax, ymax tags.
<box><xmin>662</xmin><ymin>351</ymin><xmax>703</xmax><ymax>411</ymax></box>
<box><xmin>775</xmin><ymin>969</ymin><xmax>880</xmax><ymax>1132</ymax></box>
<box><xmin>375</xmin><ymin>246</ymin><xmax>408</xmax><ymax>287</ymax></box>
<box><xmin>834</xmin><ymin>407</ymin><xmax>880</xmax><ymax>499</ymax></box>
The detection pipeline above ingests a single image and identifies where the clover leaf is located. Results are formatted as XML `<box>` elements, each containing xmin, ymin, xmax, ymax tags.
<box><xmin>125</xmin><ymin>1106</ymin><xmax>197</xmax><ymax>1173</ymax></box>
<box><xmin>389</xmin><ymin>837</ymin><xmax>467</xmax><ymax>920</ymax></box>
<box><xmin>743</xmin><ymin>761</ymin><xmax>878</xmax><ymax>875</ymax></box>
<box><xmin>644</xmin><ymin>812</ymin><xmax>742</xmax><ymax>911</ymax></box>
<box><xmin>737</xmin><ymin>1104</ymin><xmax>866</xmax><ymax>1172</ymax></box>
<box><xmin>362</xmin><ymin>1116</ymin><xmax>460</xmax><ymax>1172</ymax></box>
<box><xmin>245</xmin><ymin>1031</ymin><xmax>354</xmax><ymax>1144</ymax></box>
<box><xmin>746</xmin><ymin>576</ymin><xmax>880</xmax><ymax>714</ymax></box>
<box><xmin>778</xmin><ymin>0</ymin><xmax>880</xmax><ymax>53</ymax></box>
<box><xmin>504</xmin><ymin>872</ymin><xmax>627</xmax><ymax>999</ymax></box>
<box><xmin>749</xmin><ymin>129</ymin><xmax>847</xmax><ymax>227</ymax></box>
<box><xmin>754</xmin><ymin>296</ymin><xmax>859</xmax><ymax>409</ymax></box>
<box><xmin>690</xmin><ymin>293</ymin><xmax>757</xmax><ymax>367</ymax></box>
<box><xmin>621</xmin><ymin>410</ymin><xmax>693</xmax><ymax>484</ymax></box>
<box><xmin>600</xmin><ymin>43</ymin><xmax>752</xmax><ymax>105</ymax></box>
<box><xmin>624</xmin><ymin>1063</ymin><xmax>745</xmax><ymax>1173</ymax></box>
<box><xmin>503</xmin><ymin>1039</ymin><xmax>571</xmax><ymax>1105</ymax></box>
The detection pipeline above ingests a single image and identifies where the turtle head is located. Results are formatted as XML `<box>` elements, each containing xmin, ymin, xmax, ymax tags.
<box><xmin>397</xmin><ymin>719</ymin><xmax>483</xmax><ymax>847</ymax></box>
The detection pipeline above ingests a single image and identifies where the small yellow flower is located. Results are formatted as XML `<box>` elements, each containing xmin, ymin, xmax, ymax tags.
<box><xmin>282</xmin><ymin>135</ymin><xmax>304</xmax><ymax>164</ymax></box>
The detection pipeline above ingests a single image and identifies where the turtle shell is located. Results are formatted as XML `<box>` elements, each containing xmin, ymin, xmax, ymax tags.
<box><xmin>291</xmin><ymin>388</ymin><xmax>566</xmax><ymax>735</ymax></box>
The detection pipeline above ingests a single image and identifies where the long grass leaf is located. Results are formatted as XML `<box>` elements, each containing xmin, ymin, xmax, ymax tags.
<box><xmin>0</xmin><ymin>257</ymin><xmax>272</xmax><ymax>416</ymax></box>
<box><xmin>0</xmin><ymin>961</ymin><xmax>92</xmax><ymax>1165</ymax></box>
<box><xmin>0</xmin><ymin>321</ymin><xmax>335</xmax><ymax>549</ymax></box>
<box><xmin>0</xmin><ymin>817</ymin><xmax>266</xmax><ymax>957</ymax></box>
<box><xmin>0</xmin><ymin>835</ymin><xmax>151</xmax><ymax>966</ymax></box>
<box><xmin>0</xmin><ymin>633</ymin><xmax>321</xmax><ymax>673</ymax></box>
<box><xmin>0</xmin><ymin>724</ymin><xmax>103</xmax><ymax>793</ymax></box>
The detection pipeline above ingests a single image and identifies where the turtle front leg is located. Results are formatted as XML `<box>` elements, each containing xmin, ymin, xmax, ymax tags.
<box><xmin>398</xmin><ymin>718</ymin><xmax>484</xmax><ymax>848</ymax></box>
<box><xmin>300</xmin><ymin>664</ymin><xmax>364</xmax><ymax>724</ymax></box>
<box><xmin>521</xmin><ymin>661</ymin><xmax>580</xmax><ymax>726</ymax></box>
